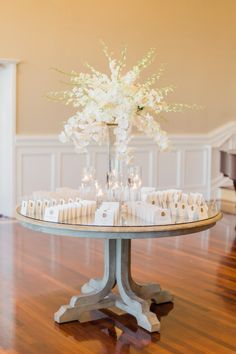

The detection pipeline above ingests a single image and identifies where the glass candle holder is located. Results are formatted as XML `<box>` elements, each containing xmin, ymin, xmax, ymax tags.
<box><xmin>80</xmin><ymin>166</ymin><xmax>96</xmax><ymax>200</ymax></box>
<box><xmin>127</xmin><ymin>165</ymin><xmax>142</xmax><ymax>189</ymax></box>
<box><xmin>81</xmin><ymin>166</ymin><xmax>95</xmax><ymax>186</ymax></box>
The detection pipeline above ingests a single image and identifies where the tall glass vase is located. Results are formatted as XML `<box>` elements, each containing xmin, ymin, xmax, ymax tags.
<box><xmin>106</xmin><ymin>123</ymin><xmax>123</xmax><ymax>195</ymax></box>
<box><xmin>105</xmin><ymin>124</ymin><xmax>143</xmax><ymax>202</ymax></box>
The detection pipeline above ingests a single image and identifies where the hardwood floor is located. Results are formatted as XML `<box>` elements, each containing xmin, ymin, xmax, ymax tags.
<box><xmin>0</xmin><ymin>214</ymin><xmax>235</xmax><ymax>353</ymax></box>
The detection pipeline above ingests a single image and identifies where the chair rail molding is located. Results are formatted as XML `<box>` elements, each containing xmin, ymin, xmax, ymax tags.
<box><xmin>13</xmin><ymin>120</ymin><xmax>236</xmax><ymax>214</ymax></box>
<box><xmin>0</xmin><ymin>59</ymin><xmax>19</xmax><ymax>217</ymax></box>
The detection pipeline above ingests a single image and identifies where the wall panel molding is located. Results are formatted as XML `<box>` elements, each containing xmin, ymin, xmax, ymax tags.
<box><xmin>14</xmin><ymin>121</ymin><xmax>236</xmax><ymax>212</ymax></box>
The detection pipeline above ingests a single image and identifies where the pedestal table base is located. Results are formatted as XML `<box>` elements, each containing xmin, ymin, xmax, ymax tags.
<box><xmin>54</xmin><ymin>239</ymin><xmax>173</xmax><ymax>332</ymax></box>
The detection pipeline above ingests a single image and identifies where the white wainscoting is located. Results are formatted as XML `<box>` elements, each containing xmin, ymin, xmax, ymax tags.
<box><xmin>15</xmin><ymin>121</ymin><xmax>236</xmax><ymax>208</ymax></box>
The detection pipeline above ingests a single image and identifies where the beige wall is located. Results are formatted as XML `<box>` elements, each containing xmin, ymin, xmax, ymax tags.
<box><xmin>0</xmin><ymin>0</ymin><xmax>235</xmax><ymax>135</ymax></box>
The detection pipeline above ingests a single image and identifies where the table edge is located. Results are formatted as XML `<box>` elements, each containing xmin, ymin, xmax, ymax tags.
<box><xmin>15</xmin><ymin>207</ymin><xmax>223</xmax><ymax>234</ymax></box>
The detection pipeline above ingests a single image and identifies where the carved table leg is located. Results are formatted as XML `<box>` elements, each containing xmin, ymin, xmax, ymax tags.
<box><xmin>126</xmin><ymin>240</ymin><xmax>173</xmax><ymax>304</ymax></box>
<box><xmin>115</xmin><ymin>240</ymin><xmax>160</xmax><ymax>332</ymax></box>
<box><xmin>54</xmin><ymin>239</ymin><xmax>116</xmax><ymax>323</ymax></box>
<box><xmin>80</xmin><ymin>239</ymin><xmax>116</xmax><ymax>294</ymax></box>
<box><xmin>115</xmin><ymin>239</ymin><xmax>160</xmax><ymax>332</ymax></box>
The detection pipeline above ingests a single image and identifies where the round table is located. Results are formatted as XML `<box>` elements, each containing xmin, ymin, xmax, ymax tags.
<box><xmin>16</xmin><ymin>207</ymin><xmax>222</xmax><ymax>332</ymax></box>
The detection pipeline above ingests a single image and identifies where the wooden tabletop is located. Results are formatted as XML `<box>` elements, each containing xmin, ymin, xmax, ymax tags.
<box><xmin>16</xmin><ymin>208</ymin><xmax>222</xmax><ymax>240</ymax></box>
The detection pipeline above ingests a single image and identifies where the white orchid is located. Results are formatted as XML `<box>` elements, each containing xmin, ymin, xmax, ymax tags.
<box><xmin>50</xmin><ymin>44</ymin><xmax>197</xmax><ymax>163</ymax></box>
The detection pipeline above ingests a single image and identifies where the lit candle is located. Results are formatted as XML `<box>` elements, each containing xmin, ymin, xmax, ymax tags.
<box><xmin>82</xmin><ymin>174</ymin><xmax>89</xmax><ymax>182</ymax></box>
<box><xmin>97</xmin><ymin>188</ymin><xmax>103</xmax><ymax>205</ymax></box>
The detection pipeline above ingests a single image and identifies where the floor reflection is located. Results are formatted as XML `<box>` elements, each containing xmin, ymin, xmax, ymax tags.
<box><xmin>55</xmin><ymin>302</ymin><xmax>174</xmax><ymax>353</ymax></box>
<box><xmin>217</xmin><ymin>234</ymin><xmax>236</xmax><ymax>312</ymax></box>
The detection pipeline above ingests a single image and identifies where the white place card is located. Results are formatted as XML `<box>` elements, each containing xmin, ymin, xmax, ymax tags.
<box><xmin>189</xmin><ymin>192</ymin><xmax>204</xmax><ymax>205</ymax></box>
<box><xmin>147</xmin><ymin>194</ymin><xmax>158</xmax><ymax>205</ymax></box>
<box><xmin>28</xmin><ymin>200</ymin><xmax>35</xmax><ymax>217</ymax></box>
<box><xmin>51</xmin><ymin>198</ymin><xmax>57</xmax><ymax>207</ymax></box>
<box><xmin>178</xmin><ymin>202</ymin><xmax>188</xmax><ymax>217</ymax></box>
<box><xmin>181</xmin><ymin>193</ymin><xmax>189</xmax><ymax>203</ymax></box>
<box><xmin>154</xmin><ymin>208</ymin><xmax>172</xmax><ymax>225</ymax></box>
<box><xmin>75</xmin><ymin>203</ymin><xmax>82</xmax><ymax>218</ymax></box>
<box><xmin>21</xmin><ymin>200</ymin><xmax>28</xmax><ymax>215</ymax></box>
<box><xmin>43</xmin><ymin>199</ymin><xmax>51</xmax><ymax>214</ymax></box>
<box><xmin>173</xmin><ymin>190</ymin><xmax>182</xmax><ymax>203</ymax></box>
<box><xmin>59</xmin><ymin>198</ymin><xmax>65</xmax><ymax>205</ymax></box>
<box><xmin>187</xmin><ymin>204</ymin><xmax>198</xmax><ymax>220</ymax></box>
<box><xmin>197</xmin><ymin>205</ymin><xmax>208</xmax><ymax>220</ymax></box>
<box><xmin>36</xmin><ymin>200</ymin><xmax>43</xmax><ymax>218</ymax></box>
<box><xmin>44</xmin><ymin>206</ymin><xmax>59</xmax><ymax>222</ymax></box>
<box><xmin>167</xmin><ymin>189</ymin><xmax>182</xmax><ymax>203</ymax></box>
<box><xmin>169</xmin><ymin>201</ymin><xmax>179</xmax><ymax>216</ymax></box>
<box><xmin>94</xmin><ymin>208</ymin><xmax>116</xmax><ymax>226</ymax></box>
<box><xmin>140</xmin><ymin>187</ymin><xmax>156</xmax><ymax>202</ymax></box>
<box><xmin>94</xmin><ymin>202</ymin><xmax>120</xmax><ymax>226</ymax></box>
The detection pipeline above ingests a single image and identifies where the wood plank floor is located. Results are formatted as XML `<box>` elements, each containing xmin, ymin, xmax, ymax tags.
<box><xmin>0</xmin><ymin>214</ymin><xmax>235</xmax><ymax>354</ymax></box>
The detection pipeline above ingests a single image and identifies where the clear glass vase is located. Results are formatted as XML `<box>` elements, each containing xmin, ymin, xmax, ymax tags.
<box><xmin>105</xmin><ymin>124</ymin><xmax>142</xmax><ymax>202</ymax></box>
<box><xmin>106</xmin><ymin>124</ymin><xmax>124</xmax><ymax>198</ymax></box>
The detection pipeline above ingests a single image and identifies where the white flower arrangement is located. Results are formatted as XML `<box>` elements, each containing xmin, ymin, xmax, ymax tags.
<box><xmin>49</xmin><ymin>44</ymin><xmax>197</xmax><ymax>163</ymax></box>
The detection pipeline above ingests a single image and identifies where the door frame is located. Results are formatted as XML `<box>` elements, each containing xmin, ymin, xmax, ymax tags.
<box><xmin>0</xmin><ymin>59</ymin><xmax>19</xmax><ymax>217</ymax></box>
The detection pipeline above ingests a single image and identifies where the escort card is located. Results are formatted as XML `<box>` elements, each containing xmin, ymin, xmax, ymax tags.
<box><xmin>187</xmin><ymin>204</ymin><xmax>198</xmax><ymax>220</ymax></box>
<box><xmin>94</xmin><ymin>202</ymin><xmax>119</xmax><ymax>226</ymax></box>
<box><xmin>43</xmin><ymin>199</ymin><xmax>51</xmax><ymax>213</ymax></box>
<box><xmin>147</xmin><ymin>194</ymin><xmax>158</xmax><ymax>205</ymax></box>
<box><xmin>94</xmin><ymin>208</ymin><xmax>116</xmax><ymax>226</ymax></box>
<box><xmin>28</xmin><ymin>200</ymin><xmax>35</xmax><ymax>217</ymax></box>
<box><xmin>178</xmin><ymin>202</ymin><xmax>188</xmax><ymax>217</ymax></box>
<box><xmin>21</xmin><ymin>200</ymin><xmax>28</xmax><ymax>216</ymax></box>
<box><xmin>140</xmin><ymin>187</ymin><xmax>156</xmax><ymax>202</ymax></box>
<box><xmin>169</xmin><ymin>201</ymin><xmax>179</xmax><ymax>216</ymax></box>
<box><xmin>59</xmin><ymin>198</ymin><xmax>65</xmax><ymax>205</ymax></box>
<box><xmin>189</xmin><ymin>192</ymin><xmax>204</xmax><ymax>205</ymax></box>
<box><xmin>154</xmin><ymin>208</ymin><xmax>172</xmax><ymax>225</ymax></box>
<box><xmin>181</xmin><ymin>193</ymin><xmax>189</xmax><ymax>203</ymax></box>
<box><xmin>126</xmin><ymin>201</ymin><xmax>171</xmax><ymax>225</ymax></box>
<box><xmin>36</xmin><ymin>200</ymin><xmax>43</xmax><ymax>219</ymax></box>
<box><xmin>44</xmin><ymin>206</ymin><xmax>60</xmax><ymax>222</ymax></box>
<box><xmin>198</xmin><ymin>205</ymin><xmax>208</xmax><ymax>220</ymax></box>
<box><xmin>51</xmin><ymin>199</ymin><xmax>57</xmax><ymax>207</ymax></box>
